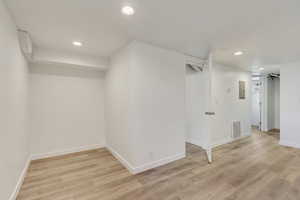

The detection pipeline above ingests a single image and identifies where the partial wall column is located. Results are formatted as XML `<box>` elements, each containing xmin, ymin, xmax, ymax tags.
<box><xmin>204</xmin><ymin>52</ymin><xmax>214</xmax><ymax>163</ymax></box>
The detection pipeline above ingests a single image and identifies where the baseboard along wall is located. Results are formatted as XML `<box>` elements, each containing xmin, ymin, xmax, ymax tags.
<box><xmin>107</xmin><ymin>145</ymin><xmax>186</xmax><ymax>174</ymax></box>
<box><xmin>31</xmin><ymin>144</ymin><xmax>105</xmax><ymax>160</ymax></box>
<box><xmin>279</xmin><ymin>140</ymin><xmax>300</xmax><ymax>149</ymax></box>
<box><xmin>211</xmin><ymin>133</ymin><xmax>251</xmax><ymax>148</ymax></box>
<box><xmin>9</xmin><ymin>157</ymin><xmax>31</xmax><ymax>200</ymax></box>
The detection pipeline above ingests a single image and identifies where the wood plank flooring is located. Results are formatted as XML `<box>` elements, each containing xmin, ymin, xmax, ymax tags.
<box><xmin>17</xmin><ymin>130</ymin><xmax>300</xmax><ymax>200</ymax></box>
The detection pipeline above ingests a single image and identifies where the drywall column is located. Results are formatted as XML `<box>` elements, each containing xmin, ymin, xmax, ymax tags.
<box><xmin>185</xmin><ymin>54</ymin><xmax>215</xmax><ymax>163</ymax></box>
<box><xmin>130</xmin><ymin>42</ymin><xmax>186</xmax><ymax>171</ymax></box>
<box><xmin>105</xmin><ymin>44</ymin><xmax>134</xmax><ymax>169</ymax></box>
<box><xmin>204</xmin><ymin>52</ymin><xmax>214</xmax><ymax>163</ymax></box>
<box><xmin>185</xmin><ymin>59</ymin><xmax>209</xmax><ymax>149</ymax></box>
<box><xmin>106</xmin><ymin>41</ymin><xmax>186</xmax><ymax>174</ymax></box>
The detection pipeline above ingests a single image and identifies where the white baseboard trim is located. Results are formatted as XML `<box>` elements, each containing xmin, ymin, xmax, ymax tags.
<box><xmin>106</xmin><ymin>146</ymin><xmax>136</xmax><ymax>174</ymax></box>
<box><xmin>31</xmin><ymin>144</ymin><xmax>105</xmax><ymax>160</ymax></box>
<box><xmin>9</xmin><ymin>157</ymin><xmax>31</xmax><ymax>200</ymax></box>
<box><xmin>212</xmin><ymin>133</ymin><xmax>251</xmax><ymax>148</ymax></box>
<box><xmin>279</xmin><ymin>140</ymin><xmax>300</xmax><ymax>149</ymax></box>
<box><xmin>133</xmin><ymin>153</ymin><xmax>186</xmax><ymax>174</ymax></box>
<box><xmin>186</xmin><ymin>137</ymin><xmax>205</xmax><ymax>149</ymax></box>
<box><xmin>107</xmin><ymin>146</ymin><xmax>186</xmax><ymax>174</ymax></box>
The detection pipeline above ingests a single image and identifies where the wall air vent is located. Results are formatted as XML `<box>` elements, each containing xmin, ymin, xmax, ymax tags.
<box><xmin>232</xmin><ymin>121</ymin><xmax>241</xmax><ymax>139</ymax></box>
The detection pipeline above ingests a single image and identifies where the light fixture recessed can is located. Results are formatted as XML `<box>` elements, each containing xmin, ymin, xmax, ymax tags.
<box><xmin>122</xmin><ymin>6</ymin><xmax>135</xmax><ymax>15</ymax></box>
<box><xmin>234</xmin><ymin>51</ymin><xmax>243</xmax><ymax>56</ymax></box>
<box><xmin>73</xmin><ymin>41</ymin><xmax>82</xmax><ymax>46</ymax></box>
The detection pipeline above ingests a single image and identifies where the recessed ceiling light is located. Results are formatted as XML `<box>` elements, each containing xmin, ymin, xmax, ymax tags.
<box><xmin>73</xmin><ymin>41</ymin><xmax>82</xmax><ymax>46</ymax></box>
<box><xmin>122</xmin><ymin>6</ymin><xmax>135</xmax><ymax>15</ymax></box>
<box><xmin>259</xmin><ymin>67</ymin><xmax>265</xmax><ymax>71</ymax></box>
<box><xmin>234</xmin><ymin>51</ymin><xmax>243</xmax><ymax>56</ymax></box>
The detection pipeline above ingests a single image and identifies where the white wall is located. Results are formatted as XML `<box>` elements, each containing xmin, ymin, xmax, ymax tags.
<box><xmin>184</xmin><ymin>62</ymin><xmax>252</xmax><ymax>150</ymax></box>
<box><xmin>29</xmin><ymin>63</ymin><xmax>106</xmax><ymax>157</ymax></box>
<box><xmin>130</xmin><ymin>42</ymin><xmax>186</xmax><ymax>168</ymax></box>
<box><xmin>105</xmin><ymin>44</ymin><xmax>134</xmax><ymax>165</ymax></box>
<box><xmin>280</xmin><ymin>63</ymin><xmax>300</xmax><ymax>148</ymax></box>
<box><xmin>185</xmin><ymin>66</ymin><xmax>209</xmax><ymax>148</ymax></box>
<box><xmin>211</xmin><ymin>64</ymin><xmax>252</xmax><ymax>146</ymax></box>
<box><xmin>106</xmin><ymin>41</ymin><xmax>186</xmax><ymax>173</ymax></box>
<box><xmin>0</xmin><ymin>1</ymin><xmax>30</xmax><ymax>199</ymax></box>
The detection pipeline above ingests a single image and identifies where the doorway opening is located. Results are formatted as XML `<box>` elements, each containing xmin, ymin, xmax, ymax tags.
<box><xmin>251</xmin><ymin>80</ymin><xmax>262</xmax><ymax>131</ymax></box>
<box><xmin>251</xmin><ymin>72</ymin><xmax>280</xmax><ymax>139</ymax></box>
<box><xmin>266</xmin><ymin>73</ymin><xmax>280</xmax><ymax>139</ymax></box>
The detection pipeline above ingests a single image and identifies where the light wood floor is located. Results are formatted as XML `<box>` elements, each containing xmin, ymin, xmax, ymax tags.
<box><xmin>17</xmin><ymin>130</ymin><xmax>300</xmax><ymax>200</ymax></box>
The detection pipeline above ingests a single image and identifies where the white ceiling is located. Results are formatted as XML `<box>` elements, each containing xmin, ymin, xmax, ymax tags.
<box><xmin>5</xmin><ymin>0</ymin><xmax>300</xmax><ymax>71</ymax></box>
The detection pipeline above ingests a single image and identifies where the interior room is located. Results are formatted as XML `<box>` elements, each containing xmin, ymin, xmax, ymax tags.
<box><xmin>1</xmin><ymin>0</ymin><xmax>300</xmax><ymax>199</ymax></box>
